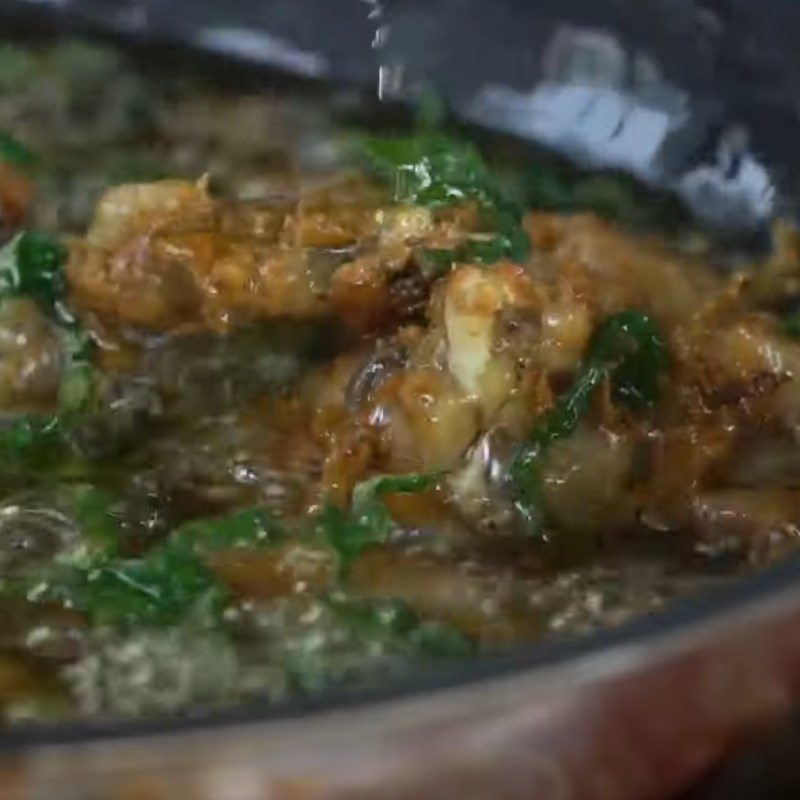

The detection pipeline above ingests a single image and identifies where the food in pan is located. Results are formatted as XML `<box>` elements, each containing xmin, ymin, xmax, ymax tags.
<box><xmin>0</xmin><ymin>40</ymin><xmax>797</xmax><ymax>724</ymax></box>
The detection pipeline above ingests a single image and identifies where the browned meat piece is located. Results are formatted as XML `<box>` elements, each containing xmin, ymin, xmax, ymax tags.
<box><xmin>209</xmin><ymin>542</ymin><xmax>337</xmax><ymax>600</ymax></box>
<box><xmin>67</xmin><ymin>178</ymin><xmax>471</xmax><ymax>335</ymax></box>
<box><xmin>306</xmin><ymin>262</ymin><xmax>558</xmax><ymax>496</ymax></box>
<box><xmin>67</xmin><ymin>180</ymin><xmax>335</xmax><ymax>331</ymax></box>
<box><xmin>526</xmin><ymin>212</ymin><xmax>723</xmax><ymax>327</ymax></box>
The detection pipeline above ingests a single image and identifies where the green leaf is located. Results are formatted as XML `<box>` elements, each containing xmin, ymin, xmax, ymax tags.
<box><xmin>0</xmin><ymin>415</ymin><xmax>68</xmax><ymax>465</ymax></box>
<box><xmin>69</xmin><ymin>486</ymin><xmax>120</xmax><ymax>553</ymax></box>
<box><xmin>174</xmin><ymin>507</ymin><xmax>283</xmax><ymax>553</ymax></box>
<box><xmin>415</xmin><ymin>90</ymin><xmax>447</xmax><ymax>131</ymax></box>
<box><xmin>0</xmin><ymin>46</ymin><xmax>38</xmax><ymax>91</ymax></box>
<box><xmin>511</xmin><ymin>310</ymin><xmax>667</xmax><ymax>534</ymax></box>
<box><xmin>0</xmin><ymin>232</ymin><xmax>69</xmax><ymax>319</ymax></box>
<box><xmin>281</xmin><ymin>593</ymin><xmax>474</xmax><ymax>693</ymax></box>
<box><xmin>407</xmin><ymin>621</ymin><xmax>475</xmax><ymax>658</ymax></box>
<box><xmin>571</xmin><ymin>176</ymin><xmax>640</xmax><ymax>222</ymax></box>
<box><xmin>0</xmin><ymin>233</ymin><xmax>98</xmax><ymax>464</ymax></box>
<box><xmin>34</xmin><ymin>506</ymin><xmax>286</xmax><ymax>628</ymax></box>
<box><xmin>83</xmin><ymin>539</ymin><xmax>225</xmax><ymax>627</ymax></box>
<box><xmin>325</xmin><ymin>593</ymin><xmax>419</xmax><ymax>639</ymax></box>
<box><xmin>590</xmin><ymin>309</ymin><xmax>668</xmax><ymax>411</ymax></box>
<box><xmin>418</xmin><ymin>247</ymin><xmax>460</xmax><ymax>276</ymax></box>
<box><xmin>524</xmin><ymin>164</ymin><xmax>576</xmax><ymax>211</ymax></box>
<box><xmin>324</xmin><ymin>594</ymin><xmax>473</xmax><ymax>659</ymax></box>
<box><xmin>784</xmin><ymin>313</ymin><xmax>800</xmax><ymax>340</ymax></box>
<box><xmin>362</xmin><ymin>133</ymin><xmax>530</xmax><ymax>266</ymax></box>
<box><xmin>352</xmin><ymin>472</ymin><xmax>439</xmax><ymax>537</ymax></box>
<box><xmin>362</xmin><ymin>134</ymin><xmax>493</xmax><ymax>208</ymax></box>
<box><xmin>314</xmin><ymin>504</ymin><xmax>374</xmax><ymax>570</ymax></box>
<box><xmin>0</xmin><ymin>133</ymin><xmax>37</xmax><ymax>171</ymax></box>
<box><xmin>318</xmin><ymin>472</ymin><xmax>439</xmax><ymax>569</ymax></box>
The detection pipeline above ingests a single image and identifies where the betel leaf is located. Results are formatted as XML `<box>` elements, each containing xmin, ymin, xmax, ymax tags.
<box><xmin>511</xmin><ymin>310</ymin><xmax>667</xmax><ymax>534</ymax></box>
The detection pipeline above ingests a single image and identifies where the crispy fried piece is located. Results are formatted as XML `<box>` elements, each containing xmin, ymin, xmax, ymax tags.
<box><xmin>670</xmin><ymin>288</ymin><xmax>800</xmax><ymax>425</ymax></box>
<box><xmin>68</xmin><ymin>180</ymin><xmax>332</xmax><ymax>331</ymax></box>
<box><xmin>308</xmin><ymin>263</ymin><xmax>561</xmax><ymax>489</ymax></box>
<box><xmin>67</xmin><ymin>178</ymin><xmax>470</xmax><ymax>335</ymax></box>
<box><xmin>526</xmin><ymin>212</ymin><xmax>723</xmax><ymax>327</ymax></box>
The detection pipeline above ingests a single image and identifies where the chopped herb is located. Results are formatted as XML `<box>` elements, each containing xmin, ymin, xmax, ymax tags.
<box><xmin>362</xmin><ymin>133</ymin><xmax>530</xmax><ymax>266</ymax></box>
<box><xmin>418</xmin><ymin>247</ymin><xmax>462</xmax><ymax>276</ymax></box>
<box><xmin>362</xmin><ymin>134</ymin><xmax>494</xmax><ymax>208</ymax></box>
<box><xmin>324</xmin><ymin>593</ymin><xmax>419</xmax><ymax>639</ymax></box>
<box><xmin>0</xmin><ymin>327</ymin><xmax>93</xmax><ymax>464</ymax></box>
<box><xmin>83</xmin><ymin>539</ymin><xmax>225</xmax><ymax>627</ymax></box>
<box><xmin>30</xmin><ymin>506</ymin><xmax>282</xmax><ymax>628</ymax></box>
<box><xmin>317</xmin><ymin>472</ymin><xmax>439</xmax><ymax>569</ymax></box>
<box><xmin>0</xmin><ymin>132</ymin><xmax>37</xmax><ymax>171</ymax></box>
<box><xmin>0</xmin><ymin>415</ymin><xmax>66</xmax><ymax>464</ymax></box>
<box><xmin>68</xmin><ymin>486</ymin><xmax>120</xmax><ymax>553</ymax></box>
<box><xmin>314</xmin><ymin>504</ymin><xmax>375</xmax><ymax>571</ymax></box>
<box><xmin>0</xmin><ymin>232</ymin><xmax>69</xmax><ymax>319</ymax></box>
<box><xmin>784</xmin><ymin>313</ymin><xmax>800</xmax><ymax>340</ymax></box>
<box><xmin>0</xmin><ymin>232</ymin><xmax>97</xmax><ymax>464</ymax></box>
<box><xmin>352</xmin><ymin>472</ymin><xmax>439</xmax><ymax>536</ymax></box>
<box><xmin>57</xmin><ymin>329</ymin><xmax>94</xmax><ymax>417</ymax></box>
<box><xmin>84</xmin><ymin>507</ymin><xmax>288</xmax><ymax>626</ymax></box>
<box><xmin>418</xmin><ymin>224</ymin><xmax>531</xmax><ymax>271</ymax></box>
<box><xmin>511</xmin><ymin>310</ymin><xmax>667</xmax><ymax>534</ymax></box>
<box><xmin>324</xmin><ymin>593</ymin><xmax>472</xmax><ymax>658</ymax></box>
<box><xmin>463</xmin><ymin>225</ymin><xmax>531</xmax><ymax>265</ymax></box>
<box><xmin>415</xmin><ymin>90</ymin><xmax>447</xmax><ymax>131</ymax></box>
<box><xmin>592</xmin><ymin>309</ymin><xmax>669</xmax><ymax>411</ymax></box>
<box><xmin>523</xmin><ymin>164</ymin><xmax>576</xmax><ymax>212</ymax></box>
<box><xmin>173</xmin><ymin>508</ymin><xmax>283</xmax><ymax>553</ymax></box>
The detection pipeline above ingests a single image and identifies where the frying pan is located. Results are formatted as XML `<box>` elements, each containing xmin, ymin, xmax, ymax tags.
<box><xmin>1</xmin><ymin>2</ymin><xmax>800</xmax><ymax>798</ymax></box>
